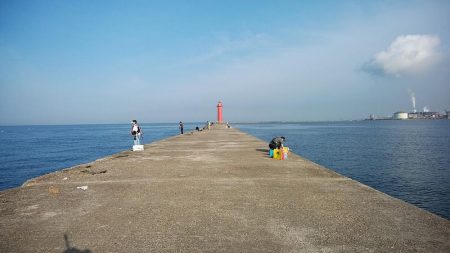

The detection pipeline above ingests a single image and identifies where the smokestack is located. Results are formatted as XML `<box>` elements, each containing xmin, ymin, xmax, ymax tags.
<box><xmin>409</xmin><ymin>89</ymin><xmax>416</xmax><ymax>113</ymax></box>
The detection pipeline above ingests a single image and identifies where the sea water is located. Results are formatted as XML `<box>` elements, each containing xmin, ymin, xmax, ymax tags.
<box><xmin>0</xmin><ymin>121</ymin><xmax>449</xmax><ymax>220</ymax></box>
<box><xmin>0</xmin><ymin>123</ymin><xmax>200</xmax><ymax>191</ymax></box>
<box><xmin>234</xmin><ymin>120</ymin><xmax>450</xmax><ymax>220</ymax></box>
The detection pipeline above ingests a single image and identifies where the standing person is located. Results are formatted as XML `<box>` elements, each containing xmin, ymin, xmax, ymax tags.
<box><xmin>131</xmin><ymin>120</ymin><xmax>142</xmax><ymax>145</ymax></box>
<box><xmin>207</xmin><ymin>121</ymin><xmax>210</xmax><ymax>130</ymax></box>
<box><xmin>179</xmin><ymin>121</ymin><xmax>184</xmax><ymax>135</ymax></box>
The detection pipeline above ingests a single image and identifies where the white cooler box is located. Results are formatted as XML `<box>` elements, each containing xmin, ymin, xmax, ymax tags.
<box><xmin>133</xmin><ymin>145</ymin><xmax>144</xmax><ymax>151</ymax></box>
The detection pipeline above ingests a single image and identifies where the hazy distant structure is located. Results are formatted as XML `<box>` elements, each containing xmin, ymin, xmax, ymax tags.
<box><xmin>393</xmin><ymin>112</ymin><xmax>408</xmax><ymax>120</ymax></box>
<box><xmin>217</xmin><ymin>101</ymin><xmax>223</xmax><ymax>123</ymax></box>
<box><xmin>368</xmin><ymin>110</ymin><xmax>446</xmax><ymax>120</ymax></box>
<box><xmin>389</xmin><ymin>91</ymin><xmax>447</xmax><ymax>120</ymax></box>
<box><xmin>408</xmin><ymin>111</ymin><xmax>441</xmax><ymax>119</ymax></box>
<box><xmin>369</xmin><ymin>93</ymin><xmax>447</xmax><ymax>121</ymax></box>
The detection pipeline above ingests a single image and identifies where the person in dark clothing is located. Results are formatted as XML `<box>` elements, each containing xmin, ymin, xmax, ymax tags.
<box><xmin>179</xmin><ymin>121</ymin><xmax>184</xmax><ymax>134</ymax></box>
<box><xmin>269</xmin><ymin>136</ymin><xmax>285</xmax><ymax>158</ymax></box>
<box><xmin>269</xmin><ymin>136</ymin><xmax>285</xmax><ymax>149</ymax></box>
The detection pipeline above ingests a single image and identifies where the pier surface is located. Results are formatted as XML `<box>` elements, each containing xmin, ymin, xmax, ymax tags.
<box><xmin>1</xmin><ymin>125</ymin><xmax>450</xmax><ymax>252</ymax></box>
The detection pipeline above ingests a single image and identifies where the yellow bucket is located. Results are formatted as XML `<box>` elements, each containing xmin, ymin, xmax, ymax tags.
<box><xmin>273</xmin><ymin>147</ymin><xmax>289</xmax><ymax>160</ymax></box>
<box><xmin>273</xmin><ymin>148</ymin><xmax>281</xmax><ymax>159</ymax></box>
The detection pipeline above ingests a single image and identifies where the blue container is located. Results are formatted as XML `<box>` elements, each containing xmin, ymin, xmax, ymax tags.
<box><xmin>269</xmin><ymin>149</ymin><xmax>274</xmax><ymax>158</ymax></box>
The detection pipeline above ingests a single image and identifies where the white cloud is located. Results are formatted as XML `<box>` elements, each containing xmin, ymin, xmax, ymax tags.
<box><xmin>365</xmin><ymin>34</ymin><xmax>442</xmax><ymax>76</ymax></box>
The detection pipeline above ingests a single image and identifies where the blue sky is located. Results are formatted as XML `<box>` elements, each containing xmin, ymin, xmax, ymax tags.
<box><xmin>0</xmin><ymin>0</ymin><xmax>449</xmax><ymax>125</ymax></box>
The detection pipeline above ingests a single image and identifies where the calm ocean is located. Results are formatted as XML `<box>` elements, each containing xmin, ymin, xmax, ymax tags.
<box><xmin>234</xmin><ymin>120</ymin><xmax>450</xmax><ymax>220</ymax></box>
<box><xmin>0</xmin><ymin>123</ymin><xmax>199</xmax><ymax>190</ymax></box>
<box><xmin>0</xmin><ymin>121</ymin><xmax>449</xmax><ymax>220</ymax></box>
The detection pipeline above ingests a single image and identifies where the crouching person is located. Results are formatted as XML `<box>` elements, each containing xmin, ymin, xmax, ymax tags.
<box><xmin>269</xmin><ymin>136</ymin><xmax>285</xmax><ymax>158</ymax></box>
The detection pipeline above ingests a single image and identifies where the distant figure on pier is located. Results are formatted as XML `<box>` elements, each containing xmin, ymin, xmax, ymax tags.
<box><xmin>179</xmin><ymin>121</ymin><xmax>184</xmax><ymax>135</ymax></box>
<box><xmin>207</xmin><ymin>121</ymin><xmax>211</xmax><ymax>130</ymax></box>
<box><xmin>131</xmin><ymin>120</ymin><xmax>142</xmax><ymax>145</ymax></box>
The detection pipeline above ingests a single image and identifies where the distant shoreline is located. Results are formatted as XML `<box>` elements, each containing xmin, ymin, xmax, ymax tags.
<box><xmin>1</xmin><ymin>118</ymin><xmax>449</xmax><ymax>127</ymax></box>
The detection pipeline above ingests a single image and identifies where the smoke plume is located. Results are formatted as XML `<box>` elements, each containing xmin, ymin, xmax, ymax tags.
<box><xmin>408</xmin><ymin>89</ymin><xmax>416</xmax><ymax>112</ymax></box>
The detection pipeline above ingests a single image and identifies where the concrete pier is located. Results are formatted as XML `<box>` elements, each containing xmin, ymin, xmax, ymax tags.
<box><xmin>1</xmin><ymin>125</ymin><xmax>450</xmax><ymax>252</ymax></box>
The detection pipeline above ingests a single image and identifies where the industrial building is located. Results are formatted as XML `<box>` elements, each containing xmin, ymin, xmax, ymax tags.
<box><xmin>408</xmin><ymin>111</ymin><xmax>441</xmax><ymax>119</ymax></box>
<box><xmin>371</xmin><ymin>111</ymin><xmax>448</xmax><ymax>120</ymax></box>
<box><xmin>393</xmin><ymin>112</ymin><xmax>409</xmax><ymax>120</ymax></box>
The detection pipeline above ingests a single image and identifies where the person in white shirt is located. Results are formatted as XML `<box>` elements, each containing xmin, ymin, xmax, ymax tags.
<box><xmin>130</xmin><ymin>120</ymin><xmax>142</xmax><ymax>145</ymax></box>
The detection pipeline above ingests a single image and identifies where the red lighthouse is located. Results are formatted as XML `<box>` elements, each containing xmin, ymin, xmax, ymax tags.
<box><xmin>217</xmin><ymin>101</ymin><xmax>223</xmax><ymax>123</ymax></box>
